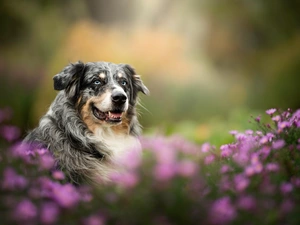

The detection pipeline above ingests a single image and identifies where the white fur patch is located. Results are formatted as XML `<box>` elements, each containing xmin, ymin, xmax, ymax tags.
<box><xmin>92</xmin><ymin>127</ymin><xmax>142</xmax><ymax>181</ymax></box>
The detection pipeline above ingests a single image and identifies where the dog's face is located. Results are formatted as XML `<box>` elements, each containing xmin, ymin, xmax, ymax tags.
<box><xmin>53</xmin><ymin>61</ymin><xmax>149</xmax><ymax>132</ymax></box>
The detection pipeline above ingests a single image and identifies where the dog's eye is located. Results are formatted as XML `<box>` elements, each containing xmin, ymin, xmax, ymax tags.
<box><xmin>121</xmin><ymin>80</ymin><xmax>127</xmax><ymax>86</ymax></box>
<box><xmin>93</xmin><ymin>80</ymin><xmax>102</xmax><ymax>85</ymax></box>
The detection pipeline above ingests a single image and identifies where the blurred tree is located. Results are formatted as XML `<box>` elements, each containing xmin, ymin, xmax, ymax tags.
<box><xmin>194</xmin><ymin>0</ymin><xmax>300</xmax><ymax>109</ymax></box>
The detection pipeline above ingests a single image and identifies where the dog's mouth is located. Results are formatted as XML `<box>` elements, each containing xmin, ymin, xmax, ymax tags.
<box><xmin>92</xmin><ymin>106</ymin><xmax>123</xmax><ymax>123</ymax></box>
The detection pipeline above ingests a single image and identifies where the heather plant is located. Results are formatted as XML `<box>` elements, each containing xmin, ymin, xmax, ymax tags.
<box><xmin>0</xmin><ymin>107</ymin><xmax>300</xmax><ymax>225</ymax></box>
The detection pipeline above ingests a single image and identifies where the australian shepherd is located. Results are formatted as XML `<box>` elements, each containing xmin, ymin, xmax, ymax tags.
<box><xmin>24</xmin><ymin>61</ymin><xmax>149</xmax><ymax>185</ymax></box>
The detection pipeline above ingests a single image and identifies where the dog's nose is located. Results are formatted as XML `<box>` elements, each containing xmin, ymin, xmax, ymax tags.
<box><xmin>111</xmin><ymin>92</ymin><xmax>127</xmax><ymax>105</ymax></box>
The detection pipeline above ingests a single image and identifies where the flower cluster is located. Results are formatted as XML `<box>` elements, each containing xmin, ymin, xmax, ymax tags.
<box><xmin>0</xmin><ymin>107</ymin><xmax>300</xmax><ymax>225</ymax></box>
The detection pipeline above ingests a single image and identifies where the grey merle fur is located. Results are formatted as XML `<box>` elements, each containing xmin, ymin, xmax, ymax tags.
<box><xmin>24</xmin><ymin>61</ymin><xmax>149</xmax><ymax>184</ymax></box>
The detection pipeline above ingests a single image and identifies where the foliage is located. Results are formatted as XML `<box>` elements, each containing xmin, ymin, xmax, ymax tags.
<box><xmin>1</xmin><ymin>107</ymin><xmax>300</xmax><ymax>224</ymax></box>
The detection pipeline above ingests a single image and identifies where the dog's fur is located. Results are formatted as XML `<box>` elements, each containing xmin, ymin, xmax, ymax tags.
<box><xmin>24</xmin><ymin>61</ymin><xmax>149</xmax><ymax>184</ymax></box>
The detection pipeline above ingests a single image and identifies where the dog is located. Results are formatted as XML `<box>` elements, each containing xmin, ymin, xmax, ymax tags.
<box><xmin>24</xmin><ymin>61</ymin><xmax>149</xmax><ymax>184</ymax></box>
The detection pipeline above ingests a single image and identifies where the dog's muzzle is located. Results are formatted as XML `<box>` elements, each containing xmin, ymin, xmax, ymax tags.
<box><xmin>92</xmin><ymin>91</ymin><xmax>128</xmax><ymax>124</ymax></box>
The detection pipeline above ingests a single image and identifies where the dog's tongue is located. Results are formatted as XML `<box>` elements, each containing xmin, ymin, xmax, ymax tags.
<box><xmin>108</xmin><ymin>111</ymin><xmax>123</xmax><ymax>119</ymax></box>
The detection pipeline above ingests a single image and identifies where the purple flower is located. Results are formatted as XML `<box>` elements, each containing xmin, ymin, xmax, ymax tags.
<box><xmin>39</xmin><ymin>153</ymin><xmax>55</xmax><ymax>170</ymax></box>
<box><xmin>83</xmin><ymin>214</ymin><xmax>105</xmax><ymax>225</ymax></box>
<box><xmin>266</xmin><ymin>108</ymin><xmax>276</xmax><ymax>116</ymax></box>
<box><xmin>153</xmin><ymin>163</ymin><xmax>176</xmax><ymax>181</ymax></box>
<box><xmin>209</xmin><ymin>196</ymin><xmax>237</xmax><ymax>224</ymax></box>
<box><xmin>52</xmin><ymin>170</ymin><xmax>65</xmax><ymax>180</ymax></box>
<box><xmin>220</xmin><ymin>165</ymin><xmax>232</xmax><ymax>174</ymax></box>
<box><xmin>255</xmin><ymin>116</ymin><xmax>261</xmax><ymax>123</ymax></box>
<box><xmin>0</xmin><ymin>125</ymin><xmax>20</xmax><ymax>142</ymax></box>
<box><xmin>260</xmin><ymin>136</ymin><xmax>269</xmax><ymax>144</ymax></box>
<box><xmin>245</xmin><ymin>130</ymin><xmax>253</xmax><ymax>135</ymax></box>
<box><xmin>280</xmin><ymin>199</ymin><xmax>294</xmax><ymax>214</ymax></box>
<box><xmin>40</xmin><ymin>202</ymin><xmax>59</xmax><ymax>224</ymax></box>
<box><xmin>2</xmin><ymin>167</ymin><xmax>28</xmax><ymax>190</ymax></box>
<box><xmin>280</xmin><ymin>182</ymin><xmax>293</xmax><ymax>195</ymax></box>
<box><xmin>237</xmin><ymin>195</ymin><xmax>256</xmax><ymax>211</ymax></box>
<box><xmin>220</xmin><ymin>145</ymin><xmax>232</xmax><ymax>158</ymax></box>
<box><xmin>201</xmin><ymin>142</ymin><xmax>210</xmax><ymax>153</ymax></box>
<box><xmin>13</xmin><ymin>199</ymin><xmax>37</xmax><ymax>222</ymax></box>
<box><xmin>110</xmin><ymin>172</ymin><xmax>139</xmax><ymax>188</ymax></box>
<box><xmin>176</xmin><ymin>160</ymin><xmax>198</xmax><ymax>177</ymax></box>
<box><xmin>51</xmin><ymin>183</ymin><xmax>81</xmax><ymax>208</ymax></box>
<box><xmin>234</xmin><ymin>174</ymin><xmax>249</xmax><ymax>192</ymax></box>
<box><xmin>272</xmin><ymin>115</ymin><xmax>281</xmax><ymax>122</ymax></box>
<box><xmin>229</xmin><ymin>130</ymin><xmax>238</xmax><ymax>136</ymax></box>
<box><xmin>204</xmin><ymin>154</ymin><xmax>215</xmax><ymax>165</ymax></box>
<box><xmin>272</xmin><ymin>139</ymin><xmax>285</xmax><ymax>149</ymax></box>
<box><xmin>278</xmin><ymin>121</ymin><xmax>290</xmax><ymax>131</ymax></box>
<box><xmin>265</xmin><ymin>163</ymin><xmax>280</xmax><ymax>172</ymax></box>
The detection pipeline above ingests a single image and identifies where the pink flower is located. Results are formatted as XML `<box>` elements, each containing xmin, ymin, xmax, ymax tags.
<box><xmin>280</xmin><ymin>182</ymin><xmax>293</xmax><ymax>195</ymax></box>
<box><xmin>51</xmin><ymin>183</ymin><xmax>81</xmax><ymax>208</ymax></box>
<box><xmin>272</xmin><ymin>115</ymin><xmax>281</xmax><ymax>122</ymax></box>
<box><xmin>234</xmin><ymin>174</ymin><xmax>249</xmax><ymax>192</ymax></box>
<box><xmin>209</xmin><ymin>196</ymin><xmax>237</xmax><ymax>224</ymax></box>
<box><xmin>39</xmin><ymin>153</ymin><xmax>55</xmax><ymax>170</ymax></box>
<box><xmin>237</xmin><ymin>195</ymin><xmax>256</xmax><ymax>211</ymax></box>
<box><xmin>220</xmin><ymin>144</ymin><xmax>232</xmax><ymax>158</ymax></box>
<box><xmin>272</xmin><ymin>139</ymin><xmax>285</xmax><ymax>149</ymax></box>
<box><xmin>265</xmin><ymin>163</ymin><xmax>280</xmax><ymax>172</ymax></box>
<box><xmin>229</xmin><ymin>130</ymin><xmax>238</xmax><ymax>136</ymax></box>
<box><xmin>83</xmin><ymin>214</ymin><xmax>105</xmax><ymax>225</ymax></box>
<box><xmin>220</xmin><ymin>165</ymin><xmax>232</xmax><ymax>174</ymax></box>
<box><xmin>176</xmin><ymin>160</ymin><xmax>198</xmax><ymax>177</ymax></box>
<box><xmin>40</xmin><ymin>202</ymin><xmax>59</xmax><ymax>224</ymax></box>
<box><xmin>266</xmin><ymin>108</ymin><xmax>276</xmax><ymax>115</ymax></box>
<box><xmin>204</xmin><ymin>154</ymin><xmax>215</xmax><ymax>165</ymax></box>
<box><xmin>13</xmin><ymin>199</ymin><xmax>37</xmax><ymax>222</ymax></box>
<box><xmin>255</xmin><ymin>116</ymin><xmax>261</xmax><ymax>123</ymax></box>
<box><xmin>0</xmin><ymin>125</ymin><xmax>20</xmax><ymax>142</ymax></box>
<box><xmin>52</xmin><ymin>170</ymin><xmax>65</xmax><ymax>180</ymax></box>
<box><xmin>2</xmin><ymin>167</ymin><xmax>28</xmax><ymax>190</ymax></box>
<box><xmin>154</xmin><ymin>163</ymin><xmax>176</xmax><ymax>181</ymax></box>
<box><xmin>110</xmin><ymin>172</ymin><xmax>139</xmax><ymax>188</ymax></box>
<box><xmin>201</xmin><ymin>142</ymin><xmax>210</xmax><ymax>153</ymax></box>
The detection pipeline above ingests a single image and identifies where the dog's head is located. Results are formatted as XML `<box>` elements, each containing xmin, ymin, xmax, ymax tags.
<box><xmin>53</xmin><ymin>61</ymin><xmax>149</xmax><ymax>132</ymax></box>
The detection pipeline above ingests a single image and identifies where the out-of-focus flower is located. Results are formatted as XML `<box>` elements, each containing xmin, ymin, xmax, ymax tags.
<box><xmin>52</xmin><ymin>170</ymin><xmax>65</xmax><ymax>180</ymax></box>
<box><xmin>229</xmin><ymin>130</ymin><xmax>238</xmax><ymax>136</ymax></box>
<box><xmin>220</xmin><ymin>165</ymin><xmax>232</xmax><ymax>174</ymax></box>
<box><xmin>237</xmin><ymin>195</ymin><xmax>256</xmax><ymax>211</ymax></box>
<box><xmin>2</xmin><ymin>167</ymin><xmax>28</xmax><ymax>190</ymax></box>
<box><xmin>51</xmin><ymin>183</ymin><xmax>81</xmax><ymax>208</ymax></box>
<box><xmin>265</xmin><ymin>163</ymin><xmax>280</xmax><ymax>172</ymax></box>
<box><xmin>280</xmin><ymin>182</ymin><xmax>293</xmax><ymax>195</ymax></box>
<box><xmin>153</xmin><ymin>163</ymin><xmax>176</xmax><ymax>181</ymax></box>
<box><xmin>255</xmin><ymin>116</ymin><xmax>261</xmax><ymax>123</ymax></box>
<box><xmin>260</xmin><ymin>136</ymin><xmax>269</xmax><ymax>144</ymax></box>
<box><xmin>204</xmin><ymin>154</ymin><xmax>215</xmax><ymax>165</ymax></box>
<box><xmin>272</xmin><ymin>115</ymin><xmax>281</xmax><ymax>122</ymax></box>
<box><xmin>201</xmin><ymin>142</ymin><xmax>210</xmax><ymax>153</ymax></box>
<box><xmin>280</xmin><ymin>199</ymin><xmax>294</xmax><ymax>214</ymax></box>
<box><xmin>0</xmin><ymin>125</ymin><xmax>20</xmax><ymax>142</ymax></box>
<box><xmin>40</xmin><ymin>202</ymin><xmax>59</xmax><ymax>225</ymax></box>
<box><xmin>13</xmin><ymin>199</ymin><xmax>37</xmax><ymax>222</ymax></box>
<box><xmin>245</xmin><ymin>130</ymin><xmax>253</xmax><ymax>135</ymax></box>
<box><xmin>83</xmin><ymin>214</ymin><xmax>105</xmax><ymax>225</ymax></box>
<box><xmin>234</xmin><ymin>174</ymin><xmax>249</xmax><ymax>192</ymax></box>
<box><xmin>278</xmin><ymin>121</ymin><xmax>290</xmax><ymax>132</ymax></box>
<box><xmin>209</xmin><ymin>196</ymin><xmax>236</xmax><ymax>224</ymax></box>
<box><xmin>39</xmin><ymin>153</ymin><xmax>55</xmax><ymax>170</ymax></box>
<box><xmin>272</xmin><ymin>139</ymin><xmax>285</xmax><ymax>150</ymax></box>
<box><xmin>220</xmin><ymin>144</ymin><xmax>232</xmax><ymax>158</ymax></box>
<box><xmin>266</xmin><ymin>108</ymin><xmax>277</xmax><ymax>116</ymax></box>
<box><xmin>110</xmin><ymin>172</ymin><xmax>139</xmax><ymax>188</ymax></box>
<box><xmin>176</xmin><ymin>160</ymin><xmax>198</xmax><ymax>177</ymax></box>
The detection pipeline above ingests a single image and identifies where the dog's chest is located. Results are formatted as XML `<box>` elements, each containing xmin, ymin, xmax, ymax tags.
<box><xmin>94</xmin><ymin>128</ymin><xmax>141</xmax><ymax>163</ymax></box>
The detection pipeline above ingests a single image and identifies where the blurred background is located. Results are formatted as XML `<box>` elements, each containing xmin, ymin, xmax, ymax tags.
<box><xmin>1</xmin><ymin>0</ymin><xmax>300</xmax><ymax>144</ymax></box>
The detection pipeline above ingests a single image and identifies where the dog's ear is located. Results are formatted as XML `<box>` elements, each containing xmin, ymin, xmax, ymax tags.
<box><xmin>123</xmin><ymin>64</ymin><xmax>150</xmax><ymax>95</ymax></box>
<box><xmin>53</xmin><ymin>61</ymin><xmax>85</xmax><ymax>91</ymax></box>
